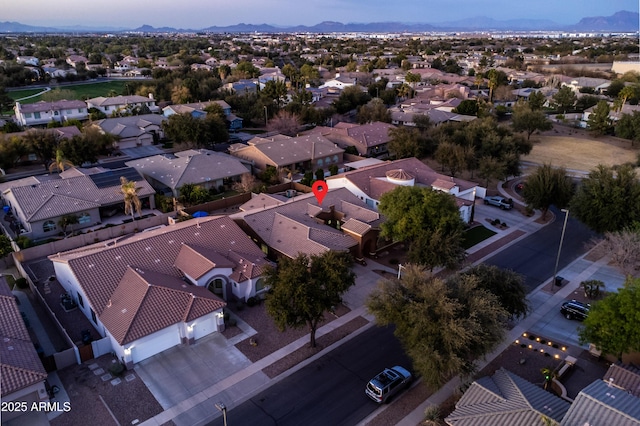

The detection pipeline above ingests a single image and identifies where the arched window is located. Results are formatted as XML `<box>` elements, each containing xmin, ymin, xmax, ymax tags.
<box><xmin>43</xmin><ymin>221</ymin><xmax>56</xmax><ymax>232</ymax></box>
<box><xmin>333</xmin><ymin>155</ymin><xmax>338</xmax><ymax>163</ymax></box>
<box><xmin>316</xmin><ymin>158</ymin><xmax>323</xmax><ymax>167</ymax></box>
<box><xmin>78</xmin><ymin>213</ymin><xmax>91</xmax><ymax>225</ymax></box>
<box><xmin>207</xmin><ymin>278</ymin><xmax>225</xmax><ymax>295</ymax></box>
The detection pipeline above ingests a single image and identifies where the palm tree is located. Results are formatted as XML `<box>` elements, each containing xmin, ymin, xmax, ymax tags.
<box><xmin>48</xmin><ymin>148</ymin><xmax>74</xmax><ymax>173</ymax></box>
<box><xmin>487</xmin><ymin>69</ymin><xmax>498</xmax><ymax>104</ymax></box>
<box><xmin>120</xmin><ymin>177</ymin><xmax>142</xmax><ymax>220</ymax></box>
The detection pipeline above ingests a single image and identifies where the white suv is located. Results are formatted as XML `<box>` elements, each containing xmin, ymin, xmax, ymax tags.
<box><xmin>365</xmin><ymin>366</ymin><xmax>412</xmax><ymax>403</ymax></box>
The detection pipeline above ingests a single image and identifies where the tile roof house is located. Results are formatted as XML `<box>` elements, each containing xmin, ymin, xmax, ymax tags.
<box><xmin>91</xmin><ymin>114</ymin><xmax>166</xmax><ymax>149</ymax></box>
<box><xmin>162</xmin><ymin>100</ymin><xmax>243</xmax><ymax>131</ymax></box>
<box><xmin>326</xmin><ymin>157</ymin><xmax>482</xmax><ymax>223</ymax></box>
<box><xmin>319</xmin><ymin>73</ymin><xmax>357</xmax><ymax>89</ymax></box>
<box><xmin>14</xmin><ymin>100</ymin><xmax>89</xmax><ymax>126</ymax></box>
<box><xmin>0</xmin><ymin>277</ymin><xmax>48</xmax><ymax>423</ymax></box>
<box><xmin>1</xmin><ymin>167</ymin><xmax>156</xmax><ymax>240</ymax></box>
<box><xmin>49</xmin><ymin>215</ymin><xmax>270</xmax><ymax>365</ymax></box>
<box><xmin>445</xmin><ymin>368</ymin><xmax>571</xmax><ymax>426</ymax></box>
<box><xmin>561</xmin><ymin>379</ymin><xmax>640</xmax><ymax>426</ymax></box>
<box><xmin>125</xmin><ymin>149</ymin><xmax>251</xmax><ymax>197</ymax></box>
<box><xmin>602</xmin><ymin>363</ymin><xmax>640</xmax><ymax>397</ymax></box>
<box><xmin>229</xmin><ymin>133</ymin><xmax>344</xmax><ymax>175</ymax></box>
<box><xmin>234</xmin><ymin>187</ymin><xmax>383</xmax><ymax>260</ymax></box>
<box><xmin>305</xmin><ymin>121</ymin><xmax>396</xmax><ymax>158</ymax></box>
<box><xmin>86</xmin><ymin>94</ymin><xmax>160</xmax><ymax>115</ymax></box>
<box><xmin>223</xmin><ymin>79</ymin><xmax>259</xmax><ymax>94</ymax></box>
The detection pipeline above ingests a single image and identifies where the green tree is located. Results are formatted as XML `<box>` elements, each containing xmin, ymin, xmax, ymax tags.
<box><xmin>552</xmin><ymin>86</ymin><xmax>577</xmax><ymax>113</ymax></box>
<box><xmin>511</xmin><ymin>102</ymin><xmax>553</xmax><ymax>141</ymax></box>
<box><xmin>0</xmin><ymin>86</ymin><xmax>14</xmax><ymax>112</ymax></box>
<box><xmin>615</xmin><ymin>111</ymin><xmax>640</xmax><ymax>146</ymax></box>
<box><xmin>388</xmin><ymin>126</ymin><xmax>422</xmax><ymax>159</ymax></box>
<box><xmin>120</xmin><ymin>176</ymin><xmax>142</xmax><ymax>220</ymax></box>
<box><xmin>527</xmin><ymin>91</ymin><xmax>546</xmax><ymax>111</ymax></box>
<box><xmin>405</xmin><ymin>72</ymin><xmax>421</xmax><ymax>91</ymax></box>
<box><xmin>265</xmin><ymin>251</ymin><xmax>356</xmax><ymax>348</ymax></box>
<box><xmin>366</xmin><ymin>265</ymin><xmax>507</xmax><ymax>390</ymax></box>
<box><xmin>261</xmin><ymin>80</ymin><xmax>288</xmax><ymax>109</ymax></box>
<box><xmin>570</xmin><ymin>164</ymin><xmax>640</xmax><ymax>233</ymax></box>
<box><xmin>454</xmin><ymin>100</ymin><xmax>479</xmax><ymax>116</ymax></box>
<box><xmin>357</xmin><ymin>97</ymin><xmax>391</xmax><ymax>124</ymax></box>
<box><xmin>522</xmin><ymin>164</ymin><xmax>573</xmax><ymax>220</ymax></box>
<box><xmin>587</xmin><ymin>100</ymin><xmax>612</xmax><ymax>136</ymax></box>
<box><xmin>48</xmin><ymin>148</ymin><xmax>74</xmax><ymax>173</ymax></box>
<box><xmin>333</xmin><ymin>85</ymin><xmax>371</xmax><ymax>114</ymax></box>
<box><xmin>463</xmin><ymin>264</ymin><xmax>529</xmax><ymax>320</ymax></box>
<box><xmin>22</xmin><ymin>129</ymin><xmax>60</xmax><ymax>170</ymax></box>
<box><xmin>379</xmin><ymin>186</ymin><xmax>466</xmax><ymax>270</ymax></box>
<box><xmin>58</xmin><ymin>214</ymin><xmax>79</xmax><ymax>237</ymax></box>
<box><xmin>0</xmin><ymin>234</ymin><xmax>13</xmax><ymax>260</ymax></box>
<box><xmin>579</xmin><ymin>277</ymin><xmax>640</xmax><ymax>360</ymax></box>
<box><xmin>434</xmin><ymin>141</ymin><xmax>466</xmax><ymax>177</ymax></box>
<box><xmin>0</xmin><ymin>135</ymin><xmax>27</xmax><ymax>171</ymax></box>
<box><xmin>487</xmin><ymin>69</ymin><xmax>498</xmax><ymax>103</ymax></box>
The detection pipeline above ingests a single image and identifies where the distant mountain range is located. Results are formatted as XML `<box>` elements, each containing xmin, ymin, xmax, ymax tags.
<box><xmin>1</xmin><ymin>10</ymin><xmax>638</xmax><ymax>34</ymax></box>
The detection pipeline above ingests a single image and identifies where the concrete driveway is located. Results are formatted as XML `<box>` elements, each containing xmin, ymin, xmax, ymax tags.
<box><xmin>528</xmin><ymin>260</ymin><xmax>626</xmax><ymax>349</ymax></box>
<box><xmin>135</xmin><ymin>331</ymin><xmax>268</xmax><ymax>415</ymax></box>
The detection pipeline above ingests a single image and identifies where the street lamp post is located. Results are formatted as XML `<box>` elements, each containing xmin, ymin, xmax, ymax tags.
<box><xmin>264</xmin><ymin>105</ymin><xmax>268</xmax><ymax>126</ymax></box>
<box><xmin>397</xmin><ymin>263</ymin><xmax>405</xmax><ymax>280</ymax></box>
<box><xmin>552</xmin><ymin>209</ymin><xmax>569</xmax><ymax>290</ymax></box>
<box><xmin>215</xmin><ymin>402</ymin><xmax>227</xmax><ymax>426</ymax></box>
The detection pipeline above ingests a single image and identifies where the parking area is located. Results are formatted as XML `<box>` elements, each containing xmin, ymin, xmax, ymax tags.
<box><xmin>529</xmin><ymin>261</ymin><xmax>626</xmax><ymax>349</ymax></box>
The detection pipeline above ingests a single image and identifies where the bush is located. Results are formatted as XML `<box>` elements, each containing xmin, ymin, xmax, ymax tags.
<box><xmin>228</xmin><ymin>318</ymin><xmax>237</xmax><ymax>327</ymax></box>
<box><xmin>246</xmin><ymin>297</ymin><xmax>257</xmax><ymax>307</ymax></box>
<box><xmin>15</xmin><ymin>277</ymin><xmax>28</xmax><ymax>289</ymax></box>
<box><xmin>109</xmin><ymin>362</ymin><xmax>125</xmax><ymax>377</ymax></box>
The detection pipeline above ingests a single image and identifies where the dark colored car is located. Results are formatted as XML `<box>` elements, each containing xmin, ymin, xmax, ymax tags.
<box><xmin>560</xmin><ymin>300</ymin><xmax>590</xmax><ymax>321</ymax></box>
<box><xmin>365</xmin><ymin>366</ymin><xmax>412</xmax><ymax>403</ymax></box>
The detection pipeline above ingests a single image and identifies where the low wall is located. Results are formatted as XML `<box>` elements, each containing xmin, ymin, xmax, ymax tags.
<box><xmin>13</xmin><ymin>213</ymin><xmax>171</xmax><ymax>264</ymax></box>
<box><xmin>53</xmin><ymin>347</ymin><xmax>78</xmax><ymax>370</ymax></box>
<box><xmin>92</xmin><ymin>336</ymin><xmax>112</xmax><ymax>359</ymax></box>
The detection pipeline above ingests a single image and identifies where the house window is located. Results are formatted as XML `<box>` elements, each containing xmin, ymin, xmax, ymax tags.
<box><xmin>43</xmin><ymin>220</ymin><xmax>56</xmax><ymax>232</ymax></box>
<box><xmin>105</xmin><ymin>106</ymin><xmax>110</xmax><ymax>111</ymax></box>
<box><xmin>54</xmin><ymin>111</ymin><xmax>59</xmax><ymax>116</ymax></box>
<box><xmin>207</xmin><ymin>278</ymin><xmax>224</xmax><ymax>295</ymax></box>
<box><xmin>66</xmin><ymin>109</ymin><xmax>73</xmax><ymax>114</ymax></box>
<box><xmin>90</xmin><ymin>309</ymin><xmax>97</xmax><ymax>324</ymax></box>
<box><xmin>24</xmin><ymin>113</ymin><xmax>32</xmax><ymax>118</ymax></box>
<box><xmin>78</xmin><ymin>108</ymin><xmax>84</xmax><ymax>113</ymax></box>
<box><xmin>317</xmin><ymin>158</ymin><xmax>323</xmax><ymax>167</ymax></box>
<box><xmin>34</xmin><ymin>112</ymin><xmax>41</xmax><ymax>119</ymax></box>
<box><xmin>77</xmin><ymin>292</ymin><xmax>84</xmax><ymax>308</ymax></box>
<box><xmin>333</xmin><ymin>155</ymin><xmax>338</xmax><ymax>163</ymax></box>
<box><xmin>78</xmin><ymin>212</ymin><xmax>91</xmax><ymax>224</ymax></box>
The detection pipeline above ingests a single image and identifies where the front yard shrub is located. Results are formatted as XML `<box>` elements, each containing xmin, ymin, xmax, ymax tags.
<box><xmin>109</xmin><ymin>362</ymin><xmax>125</xmax><ymax>377</ymax></box>
<box><xmin>15</xmin><ymin>277</ymin><xmax>28</xmax><ymax>289</ymax></box>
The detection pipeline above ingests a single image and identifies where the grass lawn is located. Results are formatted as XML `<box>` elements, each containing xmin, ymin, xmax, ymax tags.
<box><xmin>524</xmin><ymin>135</ymin><xmax>638</xmax><ymax>172</ymax></box>
<box><xmin>8</xmin><ymin>81</ymin><xmax>129</xmax><ymax>104</ymax></box>
<box><xmin>463</xmin><ymin>225</ymin><xmax>496</xmax><ymax>249</ymax></box>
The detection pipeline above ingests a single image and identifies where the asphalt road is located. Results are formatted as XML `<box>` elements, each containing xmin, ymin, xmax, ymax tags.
<box><xmin>485</xmin><ymin>206</ymin><xmax>597</xmax><ymax>292</ymax></box>
<box><xmin>213</xmin><ymin>325</ymin><xmax>411</xmax><ymax>426</ymax></box>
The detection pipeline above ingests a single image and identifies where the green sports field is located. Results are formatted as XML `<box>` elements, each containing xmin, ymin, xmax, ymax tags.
<box><xmin>8</xmin><ymin>81</ymin><xmax>130</xmax><ymax>104</ymax></box>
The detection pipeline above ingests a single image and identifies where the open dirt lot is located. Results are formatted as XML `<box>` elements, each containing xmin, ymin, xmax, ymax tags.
<box><xmin>525</xmin><ymin>125</ymin><xmax>638</xmax><ymax>172</ymax></box>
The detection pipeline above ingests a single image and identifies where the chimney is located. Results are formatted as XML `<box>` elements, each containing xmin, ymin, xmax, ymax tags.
<box><xmin>148</xmin><ymin>93</ymin><xmax>154</xmax><ymax>100</ymax></box>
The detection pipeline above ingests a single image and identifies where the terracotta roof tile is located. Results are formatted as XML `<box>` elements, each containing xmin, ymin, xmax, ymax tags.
<box><xmin>240</xmin><ymin>188</ymin><xmax>380</xmax><ymax>259</ymax></box>
<box><xmin>174</xmin><ymin>244</ymin><xmax>236</xmax><ymax>280</ymax></box>
<box><xmin>99</xmin><ymin>267</ymin><xmax>225</xmax><ymax>345</ymax></box>
<box><xmin>0</xmin><ymin>278</ymin><xmax>47</xmax><ymax>397</ymax></box>
<box><xmin>50</xmin><ymin>216</ymin><xmax>265</xmax><ymax>318</ymax></box>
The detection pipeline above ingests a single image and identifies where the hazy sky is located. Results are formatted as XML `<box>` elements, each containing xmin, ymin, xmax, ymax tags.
<box><xmin>3</xmin><ymin>0</ymin><xmax>639</xmax><ymax>29</ymax></box>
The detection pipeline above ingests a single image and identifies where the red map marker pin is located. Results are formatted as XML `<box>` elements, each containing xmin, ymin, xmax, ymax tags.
<box><xmin>312</xmin><ymin>181</ymin><xmax>327</xmax><ymax>205</ymax></box>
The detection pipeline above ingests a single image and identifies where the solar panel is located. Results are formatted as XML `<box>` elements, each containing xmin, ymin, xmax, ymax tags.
<box><xmin>89</xmin><ymin>167</ymin><xmax>144</xmax><ymax>189</ymax></box>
